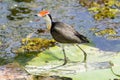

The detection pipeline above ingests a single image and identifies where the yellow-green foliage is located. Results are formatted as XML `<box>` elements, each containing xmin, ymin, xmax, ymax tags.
<box><xmin>79</xmin><ymin>0</ymin><xmax>120</xmax><ymax>20</ymax></box>
<box><xmin>94</xmin><ymin>28</ymin><xmax>117</xmax><ymax>36</ymax></box>
<box><xmin>94</xmin><ymin>7</ymin><xmax>119</xmax><ymax>20</ymax></box>
<box><xmin>107</xmin><ymin>35</ymin><xmax>120</xmax><ymax>40</ymax></box>
<box><xmin>90</xmin><ymin>27</ymin><xmax>99</xmax><ymax>32</ymax></box>
<box><xmin>17</xmin><ymin>38</ymin><xmax>56</xmax><ymax>53</ymax></box>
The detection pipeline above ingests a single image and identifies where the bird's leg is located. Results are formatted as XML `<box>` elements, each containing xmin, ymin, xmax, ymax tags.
<box><xmin>61</xmin><ymin>45</ymin><xmax>67</xmax><ymax>65</ymax></box>
<box><xmin>76</xmin><ymin>44</ymin><xmax>87</xmax><ymax>63</ymax></box>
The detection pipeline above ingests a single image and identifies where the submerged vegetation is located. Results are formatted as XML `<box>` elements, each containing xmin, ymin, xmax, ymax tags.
<box><xmin>15</xmin><ymin>38</ymin><xmax>56</xmax><ymax>53</ymax></box>
<box><xmin>81</xmin><ymin>0</ymin><xmax>120</xmax><ymax>40</ymax></box>
<box><xmin>7</xmin><ymin>7</ymin><xmax>31</xmax><ymax>20</ymax></box>
<box><xmin>90</xmin><ymin>28</ymin><xmax>117</xmax><ymax>36</ymax></box>
<box><xmin>89</xmin><ymin>27</ymin><xmax>120</xmax><ymax>40</ymax></box>
<box><xmin>79</xmin><ymin>0</ymin><xmax>120</xmax><ymax>20</ymax></box>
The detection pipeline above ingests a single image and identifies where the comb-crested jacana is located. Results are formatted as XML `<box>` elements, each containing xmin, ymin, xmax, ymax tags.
<box><xmin>37</xmin><ymin>10</ymin><xmax>89</xmax><ymax>65</ymax></box>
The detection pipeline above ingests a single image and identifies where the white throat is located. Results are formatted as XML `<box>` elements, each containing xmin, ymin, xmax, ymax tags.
<box><xmin>43</xmin><ymin>15</ymin><xmax>52</xmax><ymax>30</ymax></box>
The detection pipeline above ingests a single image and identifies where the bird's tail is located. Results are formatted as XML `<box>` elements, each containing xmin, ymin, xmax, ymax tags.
<box><xmin>75</xmin><ymin>32</ymin><xmax>89</xmax><ymax>43</ymax></box>
<box><xmin>80</xmin><ymin>35</ymin><xmax>89</xmax><ymax>43</ymax></box>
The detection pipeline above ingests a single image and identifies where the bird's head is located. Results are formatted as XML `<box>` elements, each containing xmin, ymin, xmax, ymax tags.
<box><xmin>37</xmin><ymin>10</ymin><xmax>52</xmax><ymax>31</ymax></box>
<box><xmin>37</xmin><ymin>10</ymin><xmax>50</xmax><ymax>17</ymax></box>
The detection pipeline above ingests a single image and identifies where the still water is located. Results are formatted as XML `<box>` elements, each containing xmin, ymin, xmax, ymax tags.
<box><xmin>0</xmin><ymin>0</ymin><xmax>120</xmax><ymax>59</ymax></box>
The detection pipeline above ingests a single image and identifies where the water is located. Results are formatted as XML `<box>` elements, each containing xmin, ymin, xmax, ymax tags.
<box><xmin>0</xmin><ymin>0</ymin><xmax>120</xmax><ymax>61</ymax></box>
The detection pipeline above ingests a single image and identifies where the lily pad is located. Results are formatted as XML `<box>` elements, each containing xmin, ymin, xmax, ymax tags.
<box><xmin>14</xmin><ymin>41</ymin><xmax>120</xmax><ymax>80</ymax></box>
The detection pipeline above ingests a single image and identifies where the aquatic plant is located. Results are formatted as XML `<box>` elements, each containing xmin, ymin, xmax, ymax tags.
<box><xmin>79</xmin><ymin>0</ymin><xmax>120</xmax><ymax>20</ymax></box>
<box><xmin>16</xmin><ymin>38</ymin><xmax>56</xmax><ymax>53</ymax></box>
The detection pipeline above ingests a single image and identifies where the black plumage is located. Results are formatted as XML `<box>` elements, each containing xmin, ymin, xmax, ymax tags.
<box><xmin>38</xmin><ymin>10</ymin><xmax>89</xmax><ymax>65</ymax></box>
<box><xmin>51</xmin><ymin>22</ymin><xmax>89</xmax><ymax>43</ymax></box>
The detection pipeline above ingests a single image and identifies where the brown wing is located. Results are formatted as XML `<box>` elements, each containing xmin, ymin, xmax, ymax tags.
<box><xmin>51</xmin><ymin>22</ymin><xmax>89</xmax><ymax>43</ymax></box>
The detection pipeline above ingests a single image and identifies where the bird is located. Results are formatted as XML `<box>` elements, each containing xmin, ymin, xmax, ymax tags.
<box><xmin>37</xmin><ymin>10</ymin><xmax>89</xmax><ymax>65</ymax></box>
